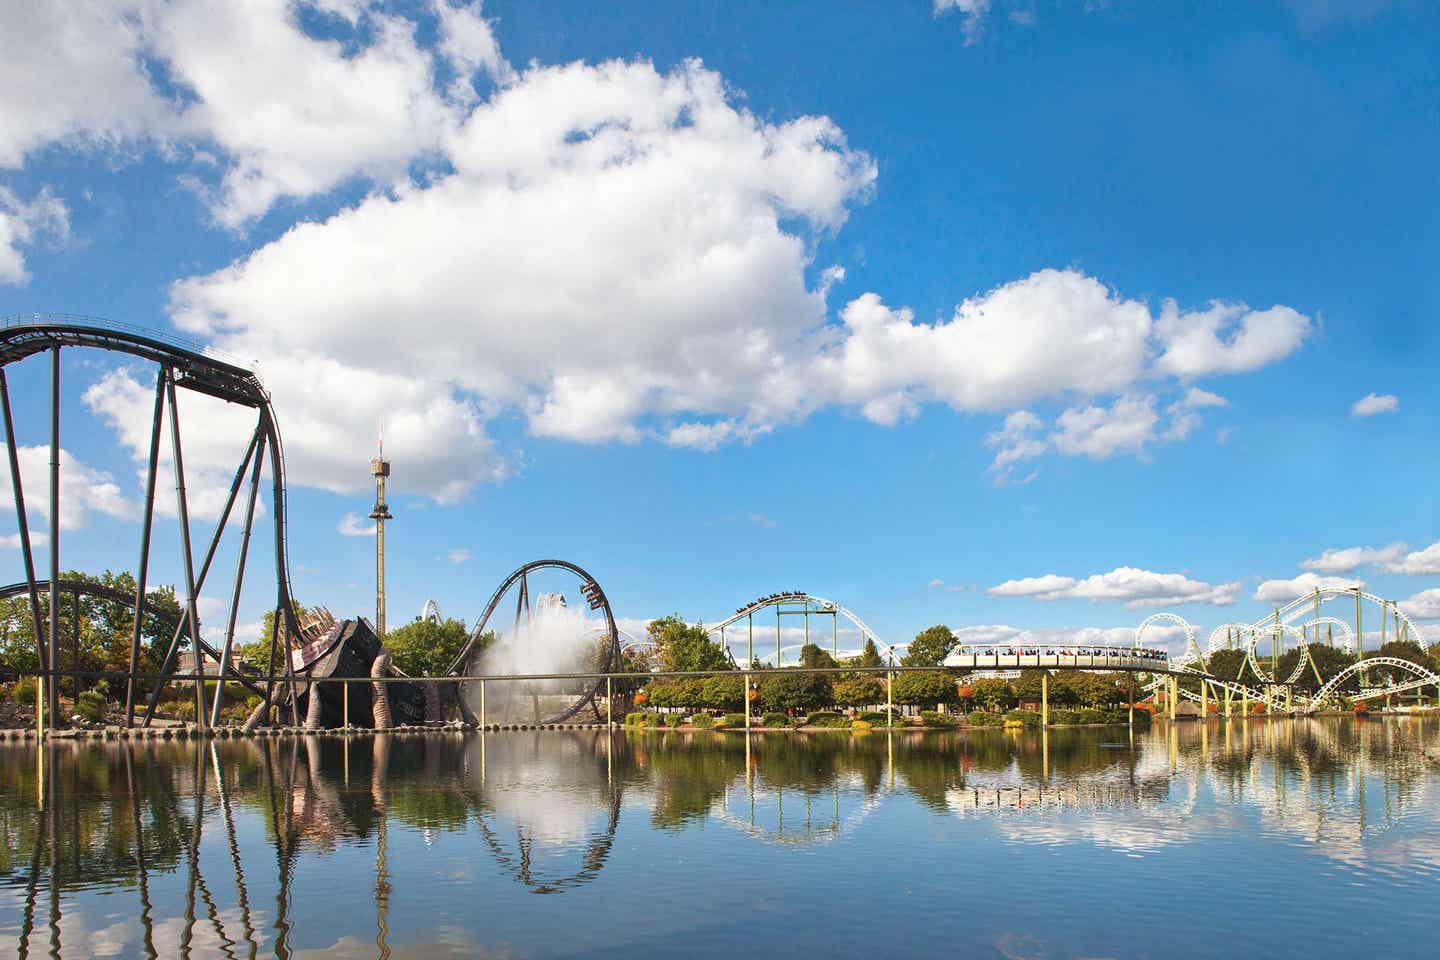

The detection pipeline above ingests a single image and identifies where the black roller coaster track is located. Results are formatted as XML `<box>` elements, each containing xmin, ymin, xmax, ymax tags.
<box><xmin>0</xmin><ymin>315</ymin><xmax>303</xmax><ymax>729</ymax></box>
<box><xmin>445</xmin><ymin>559</ymin><xmax>620</xmax><ymax>724</ymax></box>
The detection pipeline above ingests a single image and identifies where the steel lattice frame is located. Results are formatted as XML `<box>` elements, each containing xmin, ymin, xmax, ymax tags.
<box><xmin>0</xmin><ymin>315</ymin><xmax>304</xmax><ymax>729</ymax></box>
<box><xmin>444</xmin><ymin>558</ymin><xmax>619</xmax><ymax>724</ymax></box>
<box><xmin>705</xmin><ymin>593</ymin><xmax>897</xmax><ymax>666</ymax></box>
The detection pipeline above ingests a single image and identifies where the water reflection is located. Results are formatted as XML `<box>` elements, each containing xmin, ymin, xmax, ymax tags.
<box><xmin>0</xmin><ymin>717</ymin><xmax>1436</xmax><ymax>957</ymax></box>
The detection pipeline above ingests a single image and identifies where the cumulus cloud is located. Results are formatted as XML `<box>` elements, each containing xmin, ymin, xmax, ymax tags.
<box><xmin>1253</xmin><ymin>572</ymin><xmax>1363</xmax><ymax>604</ymax></box>
<box><xmin>1050</xmin><ymin>394</ymin><xmax>1158</xmax><ymax>460</ymax></box>
<box><xmin>0</xmin><ymin>186</ymin><xmax>69</xmax><ymax>285</ymax></box>
<box><xmin>337</xmin><ymin>512</ymin><xmax>375</xmax><ymax>537</ymax></box>
<box><xmin>0</xmin><ymin>0</ymin><xmax>508</xmax><ymax>226</ymax></box>
<box><xmin>1300</xmin><ymin>542</ymin><xmax>1406</xmax><ymax>574</ymax></box>
<box><xmin>445</xmin><ymin>547</ymin><xmax>472</xmax><ymax>564</ymax></box>
<box><xmin>9</xmin><ymin>5</ymin><xmax>1314</xmax><ymax>502</ymax></box>
<box><xmin>1381</xmin><ymin>540</ymin><xmax>1440</xmax><ymax>575</ymax></box>
<box><xmin>1351</xmin><ymin>392</ymin><xmax>1399</xmax><ymax>417</ymax></box>
<box><xmin>1399</xmin><ymin>588</ymin><xmax>1440</xmax><ymax>621</ymax></box>
<box><xmin>987</xmin><ymin>567</ymin><xmax>1239</xmax><ymax>609</ymax></box>
<box><xmin>1154</xmin><ymin>301</ymin><xmax>1312</xmax><ymax>378</ymax></box>
<box><xmin>0</xmin><ymin>446</ymin><xmax>134</xmax><ymax>530</ymax></box>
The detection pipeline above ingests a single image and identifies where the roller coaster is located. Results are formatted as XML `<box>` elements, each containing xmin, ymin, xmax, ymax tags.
<box><xmin>2</xmin><ymin>314</ymin><xmax>1434</xmax><ymax>732</ymax></box>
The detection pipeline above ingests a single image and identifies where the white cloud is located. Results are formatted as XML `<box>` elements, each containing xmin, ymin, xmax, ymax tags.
<box><xmin>1050</xmin><ymin>394</ymin><xmax>1158</xmax><ymax>460</ymax></box>
<box><xmin>10</xmin><ymin>8</ymin><xmax>1313</xmax><ymax>500</ymax></box>
<box><xmin>337</xmin><ymin>512</ymin><xmax>375</xmax><ymax>537</ymax></box>
<box><xmin>1164</xmin><ymin>386</ymin><xmax>1228</xmax><ymax>441</ymax></box>
<box><xmin>985</xmin><ymin>410</ymin><xmax>1045</xmax><ymax>483</ymax></box>
<box><xmin>0</xmin><ymin>446</ymin><xmax>134</xmax><ymax>530</ymax></box>
<box><xmin>1300</xmin><ymin>542</ymin><xmax>1406</xmax><ymax>574</ymax></box>
<box><xmin>1351</xmin><ymin>392</ymin><xmax>1398</xmax><ymax>417</ymax></box>
<box><xmin>1253</xmin><ymin>572</ymin><xmax>1363</xmax><ymax>604</ymax></box>
<box><xmin>1399</xmin><ymin>588</ymin><xmax>1440</xmax><ymax>621</ymax></box>
<box><xmin>0</xmin><ymin>0</ymin><xmax>508</xmax><ymax>226</ymax></box>
<box><xmin>988</xmin><ymin>566</ymin><xmax>1240</xmax><ymax>609</ymax></box>
<box><xmin>0</xmin><ymin>186</ymin><xmax>69</xmax><ymax>285</ymax></box>
<box><xmin>0</xmin><ymin>532</ymin><xmax>48</xmax><ymax>549</ymax></box>
<box><xmin>1381</xmin><ymin>540</ymin><xmax>1440</xmax><ymax>575</ymax></box>
<box><xmin>934</xmin><ymin>0</ymin><xmax>993</xmax><ymax>44</ymax></box>
<box><xmin>445</xmin><ymin>547</ymin><xmax>472</xmax><ymax>564</ymax></box>
<box><xmin>158</xmin><ymin>57</ymin><xmax>873</xmax><ymax>500</ymax></box>
<box><xmin>1154</xmin><ymin>301</ymin><xmax>1312</xmax><ymax>377</ymax></box>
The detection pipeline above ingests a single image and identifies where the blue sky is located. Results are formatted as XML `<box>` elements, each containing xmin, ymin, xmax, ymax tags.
<box><xmin>0</xmin><ymin>0</ymin><xmax>1436</xmax><ymax>657</ymax></box>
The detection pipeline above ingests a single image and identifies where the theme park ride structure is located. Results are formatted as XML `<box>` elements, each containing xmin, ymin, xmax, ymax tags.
<box><xmin>0</xmin><ymin>315</ymin><xmax>304</xmax><ymax>729</ymax></box>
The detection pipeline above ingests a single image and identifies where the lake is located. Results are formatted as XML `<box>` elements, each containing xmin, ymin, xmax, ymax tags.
<box><xmin>2</xmin><ymin>717</ymin><xmax>1438</xmax><ymax>958</ymax></box>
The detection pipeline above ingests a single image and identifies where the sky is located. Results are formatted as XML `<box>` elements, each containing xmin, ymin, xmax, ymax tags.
<box><xmin>0</xmin><ymin>0</ymin><xmax>1436</xmax><ymax>660</ymax></box>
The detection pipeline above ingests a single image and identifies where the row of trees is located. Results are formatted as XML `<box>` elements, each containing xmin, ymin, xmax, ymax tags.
<box><xmin>1201</xmin><ymin>640</ymin><xmax>1440</xmax><ymax>696</ymax></box>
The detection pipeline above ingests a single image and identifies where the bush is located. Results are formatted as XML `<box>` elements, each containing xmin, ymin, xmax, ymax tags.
<box><xmin>761</xmin><ymin>712</ymin><xmax>790</xmax><ymax>728</ymax></box>
<box><xmin>851</xmin><ymin>719</ymin><xmax>873</xmax><ymax>731</ymax></box>
<box><xmin>75</xmin><ymin>690</ymin><xmax>107</xmax><ymax>723</ymax></box>
<box><xmin>664</xmin><ymin>713</ymin><xmax>688</xmax><ymax>727</ymax></box>
<box><xmin>690</xmin><ymin>714</ymin><xmax>714</xmax><ymax>728</ymax></box>
<box><xmin>723</xmin><ymin>713</ymin><xmax>749</xmax><ymax>727</ymax></box>
<box><xmin>804</xmin><ymin>710</ymin><xmax>845</xmax><ymax>726</ymax></box>
<box><xmin>965</xmin><ymin>710</ymin><xmax>1004</xmax><ymax>727</ymax></box>
<box><xmin>1004</xmin><ymin>709</ymin><xmax>1041</xmax><ymax>728</ymax></box>
<box><xmin>625</xmin><ymin>711</ymin><xmax>650</xmax><ymax>726</ymax></box>
<box><xmin>859</xmin><ymin>709</ymin><xmax>904</xmax><ymax>726</ymax></box>
<box><xmin>13</xmin><ymin>677</ymin><xmax>37</xmax><ymax>705</ymax></box>
<box><xmin>919</xmin><ymin>710</ymin><xmax>957</xmax><ymax>728</ymax></box>
<box><xmin>171</xmin><ymin>699</ymin><xmax>197</xmax><ymax>721</ymax></box>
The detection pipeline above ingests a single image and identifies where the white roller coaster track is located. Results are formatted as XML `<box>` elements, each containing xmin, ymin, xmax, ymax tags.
<box><xmin>1306</xmin><ymin>656</ymin><xmax>1440</xmax><ymax>711</ymax></box>
<box><xmin>706</xmin><ymin>593</ymin><xmax>899</xmax><ymax>663</ymax></box>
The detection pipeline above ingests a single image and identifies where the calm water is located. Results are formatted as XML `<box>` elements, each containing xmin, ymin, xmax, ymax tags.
<box><xmin>2</xmin><ymin>718</ymin><xmax>1438</xmax><ymax>958</ymax></box>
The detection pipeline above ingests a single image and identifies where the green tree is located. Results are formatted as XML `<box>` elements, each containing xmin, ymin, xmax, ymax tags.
<box><xmin>757</xmin><ymin>644</ymin><xmax>834</xmax><ymax>712</ymax></box>
<box><xmin>855</xmin><ymin>637</ymin><xmax>884</xmax><ymax>668</ymax></box>
<box><xmin>892</xmin><ymin>671</ymin><xmax>958</xmax><ymax>708</ymax></box>
<box><xmin>384</xmin><ymin>618</ymin><xmax>477</xmax><ymax>676</ymax></box>
<box><xmin>647</xmin><ymin>615</ymin><xmax>731</xmax><ymax>673</ymax></box>
<box><xmin>970</xmin><ymin>677</ymin><xmax>1017</xmax><ymax>712</ymax></box>
<box><xmin>832</xmin><ymin>675</ymin><xmax>885</xmax><ymax>708</ymax></box>
<box><xmin>902</xmin><ymin>625</ymin><xmax>956</xmax><ymax>667</ymax></box>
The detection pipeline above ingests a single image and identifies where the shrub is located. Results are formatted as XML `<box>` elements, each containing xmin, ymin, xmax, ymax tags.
<box><xmin>665</xmin><ymin>713</ymin><xmax>688</xmax><ymax>727</ymax></box>
<box><xmin>690</xmin><ymin>714</ymin><xmax>714</xmax><ymax>728</ymax></box>
<box><xmin>625</xmin><ymin>712</ymin><xmax>650</xmax><ymax>726</ymax></box>
<box><xmin>761</xmin><ymin>712</ymin><xmax>790</xmax><ymax>728</ymax></box>
<box><xmin>851</xmin><ymin>719</ymin><xmax>873</xmax><ymax>731</ymax></box>
<box><xmin>859</xmin><ymin>709</ymin><xmax>904</xmax><ymax>726</ymax></box>
<box><xmin>171</xmin><ymin>699</ymin><xmax>197</xmax><ymax>721</ymax></box>
<box><xmin>1003</xmin><ymin>709</ymin><xmax>1041</xmax><ymax>728</ymax></box>
<box><xmin>723</xmin><ymin>713</ymin><xmax>749</xmax><ymax>727</ymax></box>
<box><xmin>804</xmin><ymin>710</ymin><xmax>844</xmax><ymax>726</ymax></box>
<box><xmin>965</xmin><ymin>710</ymin><xmax>1004</xmax><ymax>727</ymax></box>
<box><xmin>13</xmin><ymin>677</ymin><xmax>37</xmax><ymax>705</ymax></box>
<box><xmin>75</xmin><ymin>690</ymin><xmax>107</xmax><ymax>723</ymax></box>
<box><xmin>919</xmin><ymin>710</ymin><xmax>957</xmax><ymax>728</ymax></box>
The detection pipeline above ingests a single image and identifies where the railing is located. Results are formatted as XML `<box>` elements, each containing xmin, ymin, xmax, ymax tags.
<box><xmin>1</xmin><ymin>312</ymin><xmax>263</xmax><ymax>385</ymax></box>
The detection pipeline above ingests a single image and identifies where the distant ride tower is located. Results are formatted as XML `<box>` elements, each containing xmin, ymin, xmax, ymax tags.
<box><xmin>370</xmin><ymin>442</ymin><xmax>393</xmax><ymax>637</ymax></box>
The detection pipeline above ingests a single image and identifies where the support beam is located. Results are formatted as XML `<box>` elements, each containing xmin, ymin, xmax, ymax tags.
<box><xmin>47</xmin><ymin>347</ymin><xmax>60</xmax><ymax>726</ymax></box>
<box><xmin>1041</xmin><ymin>672</ymin><xmax>1048</xmax><ymax>727</ymax></box>
<box><xmin>166</xmin><ymin>370</ymin><xmax>207</xmax><ymax>730</ymax></box>
<box><xmin>0</xmin><ymin>370</ymin><xmax>47</xmax><ymax>719</ymax></box>
<box><xmin>125</xmin><ymin>368</ymin><xmax>167</xmax><ymax>725</ymax></box>
<box><xmin>210</xmin><ymin>434</ymin><xmax>266</xmax><ymax>727</ymax></box>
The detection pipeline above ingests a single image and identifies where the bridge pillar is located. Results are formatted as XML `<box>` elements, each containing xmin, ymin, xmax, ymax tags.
<box><xmin>1168</xmin><ymin>677</ymin><xmax>1177</xmax><ymax>721</ymax></box>
<box><xmin>1200</xmin><ymin>679</ymin><xmax>1208</xmax><ymax>720</ymax></box>
<box><xmin>1224</xmin><ymin>684</ymin><xmax>1232</xmax><ymax>719</ymax></box>
<box><xmin>1041</xmin><ymin>672</ymin><xmax>1048</xmax><ymax>727</ymax></box>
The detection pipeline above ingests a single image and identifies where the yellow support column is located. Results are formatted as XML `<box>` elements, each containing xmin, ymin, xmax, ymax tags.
<box><xmin>1041</xmin><ymin>672</ymin><xmax>1049</xmax><ymax>727</ymax></box>
<box><xmin>1200</xmin><ymin>679</ymin><xmax>1209</xmax><ymax>720</ymax></box>
<box><xmin>1169</xmin><ymin>677</ymin><xmax>1177</xmax><ymax>721</ymax></box>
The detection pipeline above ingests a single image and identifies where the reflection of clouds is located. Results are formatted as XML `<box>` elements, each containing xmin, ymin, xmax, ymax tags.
<box><xmin>709</xmin><ymin>772</ymin><xmax>882</xmax><ymax>847</ymax></box>
<box><xmin>292</xmin><ymin>929</ymin><xmax>515</xmax><ymax>959</ymax></box>
<box><xmin>473</xmin><ymin>736</ymin><xmax>612</xmax><ymax>846</ymax></box>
